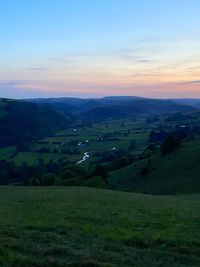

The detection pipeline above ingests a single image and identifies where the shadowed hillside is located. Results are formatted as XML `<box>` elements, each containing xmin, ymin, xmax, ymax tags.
<box><xmin>109</xmin><ymin>139</ymin><xmax>200</xmax><ymax>194</ymax></box>
<box><xmin>0</xmin><ymin>99</ymin><xmax>73</xmax><ymax>147</ymax></box>
<box><xmin>29</xmin><ymin>97</ymin><xmax>195</xmax><ymax>121</ymax></box>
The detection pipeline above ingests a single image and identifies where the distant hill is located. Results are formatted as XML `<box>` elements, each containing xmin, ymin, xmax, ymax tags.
<box><xmin>109</xmin><ymin>139</ymin><xmax>200</xmax><ymax>194</ymax></box>
<box><xmin>28</xmin><ymin>97</ymin><xmax>195</xmax><ymax>121</ymax></box>
<box><xmin>0</xmin><ymin>99</ymin><xmax>73</xmax><ymax>147</ymax></box>
<box><xmin>28</xmin><ymin>97</ymin><xmax>113</xmax><ymax>114</ymax></box>
<box><xmin>81</xmin><ymin>99</ymin><xmax>195</xmax><ymax>122</ymax></box>
<box><xmin>28</xmin><ymin>96</ymin><xmax>145</xmax><ymax>114</ymax></box>
<box><xmin>171</xmin><ymin>98</ymin><xmax>200</xmax><ymax>108</ymax></box>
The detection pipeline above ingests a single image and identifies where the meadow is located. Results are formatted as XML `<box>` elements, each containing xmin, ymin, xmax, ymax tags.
<box><xmin>0</xmin><ymin>186</ymin><xmax>200</xmax><ymax>266</ymax></box>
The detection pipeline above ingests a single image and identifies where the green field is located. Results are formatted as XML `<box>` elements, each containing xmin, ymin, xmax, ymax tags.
<box><xmin>13</xmin><ymin>152</ymin><xmax>68</xmax><ymax>166</ymax></box>
<box><xmin>0</xmin><ymin>147</ymin><xmax>16</xmax><ymax>160</ymax></box>
<box><xmin>0</xmin><ymin>186</ymin><xmax>200</xmax><ymax>266</ymax></box>
<box><xmin>0</xmin><ymin>117</ymin><xmax>150</xmax><ymax>166</ymax></box>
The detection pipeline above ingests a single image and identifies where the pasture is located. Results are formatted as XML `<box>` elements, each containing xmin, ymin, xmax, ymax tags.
<box><xmin>0</xmin><ymin>186</ymin><xmax>200</xmax><ymax>266</ymax></box>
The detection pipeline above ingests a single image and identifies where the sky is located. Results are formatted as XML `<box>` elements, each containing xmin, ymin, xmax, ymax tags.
<box><xmin>1</xmin><ymin>0</ymin><xmax>200</xmax><ymax>99</ymax></box>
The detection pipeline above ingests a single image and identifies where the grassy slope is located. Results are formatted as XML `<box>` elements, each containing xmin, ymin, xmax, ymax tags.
<box><xmin>0</xmin><ymin>186</ymin><xmax>200</xmax><ymax>266</ymax></box>
<box><xmin>109</xmin><ymin>139</ymin><xmax>200</xmax><ymax>194</ymax></box>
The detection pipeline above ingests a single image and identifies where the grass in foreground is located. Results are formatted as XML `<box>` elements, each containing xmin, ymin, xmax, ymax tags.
<box><xmin>0</xmin><ymin>186</ymin><xmax>200</xmax><ymax>266</ymax></box>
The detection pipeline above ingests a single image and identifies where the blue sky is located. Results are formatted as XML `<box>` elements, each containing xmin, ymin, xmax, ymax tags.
<box><xmin>1</xmin><ymin>0</ymin><xmax>200</xmax><ymax>98</ymax></box>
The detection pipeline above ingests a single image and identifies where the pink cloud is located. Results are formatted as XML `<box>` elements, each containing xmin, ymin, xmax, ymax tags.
<box><xmin>1</xmin><ymin>79</ymin><xmax>200</xmax><ymax>99</ymax></box>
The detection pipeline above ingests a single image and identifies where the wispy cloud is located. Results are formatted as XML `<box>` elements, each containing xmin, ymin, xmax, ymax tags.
<box><xmin>183</xmin><ymin>80</ymin><xmax>200</xmax><ymax>84</ymax></box>
<box><xmin>137</xmin><ymin>59</ymin><xmax>153</xmax><ymax>63</ymax></box>
<box><xmin>28</xmin><ymin>67</ymin><xmax>50</xmax><ymax>71</ymax></box>
<box><xmin>114</xmin><ymin>48</ymin><xmax>155</xmax><ymax>64</ymax></box>
<box><xmin>1</xmin><ymin>79</ymin><xmax>200</xmax><ymax>99</ymax></box>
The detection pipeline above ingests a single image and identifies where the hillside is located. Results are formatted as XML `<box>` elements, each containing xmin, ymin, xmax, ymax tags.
<box><xmin>0</xmin><ymin>186</ymin><xmax>200</xmax><ymax>266</ymax></box>
<box><xmin>81</xmin><ymin>99</ymin><xmax>195</xmax><ymax>122</ymax></box>
<box><xmin>0</xmin><ymin>99</ymin><xmax>73</xmax><ymax>147</ymax></box>
<box><xmin>109</xmin><ymin>139</ymin><xmax>200</xmax><ymax>194</ymax></box>
<box><xmin>171</xmin><ymin>98</ymin><xmax>200</xmax><ymax>108</ymax></box>
<box><xmin>28</xmin><ymin>97</ymin><xmax>195</xmax><ymax>120</ymax></box>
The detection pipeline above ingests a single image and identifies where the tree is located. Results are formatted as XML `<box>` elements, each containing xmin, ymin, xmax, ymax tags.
<box><xmin>149</xmin><ymin>129</ymin><xmax>167</xmax><ymax>143</ymax></box>
<box><xmin>140</xmin><ymin>166</ymin><xmax>150</xmax><ymax>176</ymax></box>
<box><xmin>29</xmin><ymin>177</ymin><xmax>40</xmax><ymax>186</ymax></box>
<box><xmin>41</xmin><ymin>173</ymin><xmax>55</xmax><ymax>185</ymax></box>
<box><xmin>16</xmin><ymin>141</ymin><xmax>31</xmax><ymax>152</ymax></box>
<box><xmin>129</xmin><ymin>140</ymin><xmax>136</xmax><ymax>152</ymax></box>
<box><xmin>160</xmin><ymin>135</ymin><xmax>180</xmax><ymax>155</ymax></box>
<box><xmin>92</xmin><ymin>165</ymin><xmax>109</xmax><ymax>182</ymax></box>
<box><xmin>140</xmin><ymin>158</ymin><xmax>152</xmax><ymax>176</ymax></box>
<box><xmin>53</xmin><ymin>176</ymin><xmax>62</xmax><ymax>185</ymax></box>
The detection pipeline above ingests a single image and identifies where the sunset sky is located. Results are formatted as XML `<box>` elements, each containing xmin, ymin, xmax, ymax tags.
<box><xmin>1</xmin><ymin>0</ymin><xmax>200</xmax><ymax>98</ymax></box>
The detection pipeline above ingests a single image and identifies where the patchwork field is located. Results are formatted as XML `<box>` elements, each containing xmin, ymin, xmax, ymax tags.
<box><xmin>0</xmin><ymin>117</ymin><xmax>150</xmax><ymax>166</ymax></box>
<box><xmin>0</xmin><ymin>186</ymin><xmax>200</xmax><ymax>266</ymax></box>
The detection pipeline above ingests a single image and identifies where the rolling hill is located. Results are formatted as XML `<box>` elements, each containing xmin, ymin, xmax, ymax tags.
<box><xmin>27</xmin><ymin>96</ymin><xmax>147</xmax><ymax>115</ymax></box>
<box><xmin>81</xmin><ymin>99</ymin><xmax>195</xmax><ymax>122</ymax></box>
<box><xmin>171</xmin><ymin>98</ymin><xmax>200</xmax><ymax>108</ymax></box>
<box><xmin>109</xmin><ymin>139</ymin><xmax>200</xmax><ymax>194</ymax></box>
<box><xmin>0</xmin><ymin>99</ymin><xmax>73</xmax><ymax>147</ymax></box>
<box><xmin>28</xmin><ymin>97</ymin><xmax>195</xmax><ymax>121</ymax></box>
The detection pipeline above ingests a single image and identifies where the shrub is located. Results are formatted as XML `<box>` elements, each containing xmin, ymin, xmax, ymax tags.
<box><xmin>161</xmin><ymin>135</ymin><xmax>180</xmax><ymax>155</ymax></box>
<box><xmin>29</xmin><ymin>177</ymin><xmax>40</xmax><ymax>186</ymax></box>
<box><xmin>140</xmin><ymin>166</ymin><xmax>150</xmax><ymax>176</ymax></box>
<box><xmin>41</xmin><ymin>173</ymin><xmax>55</xmax><ymax>185</ymax></box>
<box><xmin>84</xmin><ymin>176</ymin><xmax>107</xmax><ymax>188</ymax></box>
<box><xmin>92</xmin><ymin>165</ymin><xmax>109</xmax><ymax>180</ymax></box>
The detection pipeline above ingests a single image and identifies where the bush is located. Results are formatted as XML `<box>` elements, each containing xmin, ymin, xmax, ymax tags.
<box><xmin>29</xmin><ymin>177</ymin><xmax>40</xmax><ymax>186</ymax></box>
<box><xmin>140</xmin><ymin>158</ymin><xmax>152</xmax><ymax>176</ymax></box>
<box><xmin>84</xmin><ymin>176</ymin><xmax>107</xmax><ymax>188</ymax></box>
<box><xmin>92</xmin><ymin>165</ymin><xmax>109</xmax><ymax>180</ymax></box>
<box><xmin>41</xmin><ymin>173</ymin><xmax>55</xmax><ymax>185</ymax></box>
<box><xmin>160</xmin><ymin>135</ymin><xmax>180</xmax><ymax>155</ymax></box>
<box><xmin>140</xmin><ymin>166</ymin><xmax>150</xmax><ymax>176</ymax></box>
<box><xmin>53</xmin><ymin>176</ymin><xmax>62</xmax><ymax>185</ymax></box>
<box><xmin>129</xmin><ymin>140</ymin><xmax>136</xmax><ymax>152</ymax></box>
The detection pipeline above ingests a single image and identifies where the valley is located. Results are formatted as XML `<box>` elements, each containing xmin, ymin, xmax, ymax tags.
<box><xmin>1</xmin><ymin>97</ymin><xmax>200</xmax><ymax>266</ymax></box>
<box><xmin>3</xmin><ymin>1</ymin><xmax>200</xmax><ymax>266</ymax></box>
<box><xmin>1</xmin><ymin>97</ymin><xmax>200</xmax><ymax>193</ymax></box>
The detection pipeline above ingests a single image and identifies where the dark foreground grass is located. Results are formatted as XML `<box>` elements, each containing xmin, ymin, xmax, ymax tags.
<box><xmin>0</xmin><ymin>186</ymin><xmax>200</xmax><ymax>266</ymax></box>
